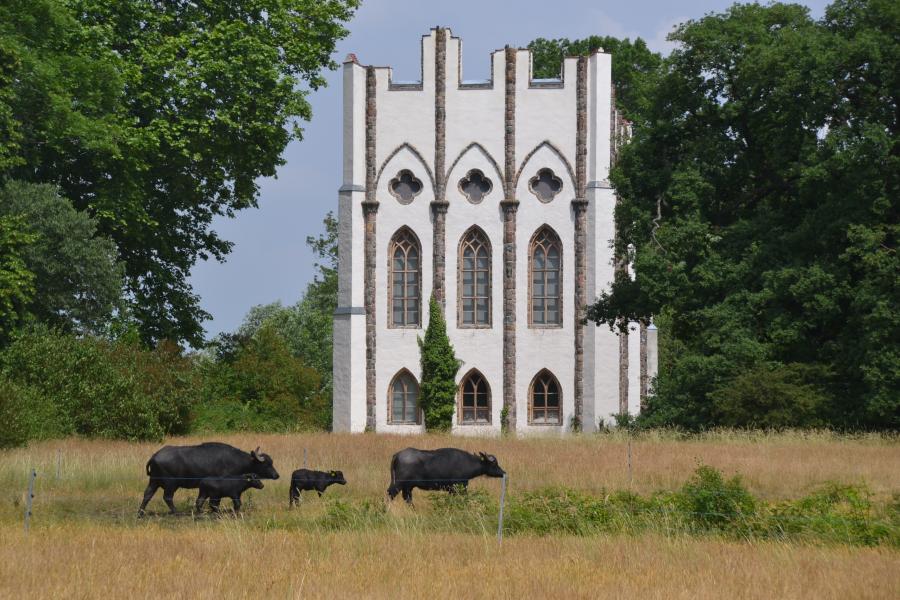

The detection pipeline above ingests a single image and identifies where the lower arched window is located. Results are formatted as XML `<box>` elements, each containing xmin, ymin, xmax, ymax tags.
<box><xmin>389</xmin><ymin>370</ymin><xmax>420</xmax><ymax>424</ymax></box>
<box><xmin>459</xmin><ymin>370</ymin><xmax>490</xmax><ymax>424</ymax></box>
<box><xmin>529</xmin><ymin>370</ymin><xmax>561</xmax><ymax>425</ymax></box>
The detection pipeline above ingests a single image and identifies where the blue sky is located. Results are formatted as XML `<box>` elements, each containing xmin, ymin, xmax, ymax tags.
<box><xmin>188</xmin><ymin>0</ymin><xmax>830</xmax><ymax>338</ymax></box>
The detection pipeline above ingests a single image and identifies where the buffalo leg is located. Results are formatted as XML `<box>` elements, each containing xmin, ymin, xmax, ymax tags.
<box><xmin>231</xmin><ymin>497</ymin><xmax>242</xmax><ymax>512</ymax></box>
<box><xmin>387</xmin><ymin>484</ymin><xmax>399</xmax><ymax>501</ymax></box>
<box><xmin>401</xmin><ymin>486</ymin><xmax>413</xmax><ymax>504</ymax></box>
<box><xmin>195</xmin><ymin>491</ymin><xmax>208</xmax><ymax>513</ymax></box>
<box><xmin>209</xmin><ymin>497</ymin><xmax>221</xmax><ymax>513</ymax></box>
<box><xmin>289</xmin><ymin>487</ymin><xmax>300</xmax><ymax>506</ymax></box>
<box><xmin>138</xmin><ymin>480</ymin><xmax>160</xmax><ymax>516</ymax></box>
<box><xmin>162</xmin><ymin>486</ymin><xmax>178</xmax><ymax>514</ymax></box>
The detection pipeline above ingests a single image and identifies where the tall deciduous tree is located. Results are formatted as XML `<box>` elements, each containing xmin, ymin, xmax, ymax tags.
<box><xmin>588</xmin><ymin>1</ymin><xmax>899</xmax><ymax>429</ymax></box>
<box><xmin>0</xmin><ymin>215</ymin><xmax>35</xmax><ymax>341</ymax></box>
<box><xmin>528</xmin><ymin>36</ymin><xmax>662</xmax><ymax>122</ymax></box>
<box><xmin>0</xmin><ymin>0</ymin><xmax>359</xmax><ymax>345</ymax></box>
<box><xmin>0</xmin><ymin>181</ymin><xmax>124</xmax><ymax>335</ymax></box>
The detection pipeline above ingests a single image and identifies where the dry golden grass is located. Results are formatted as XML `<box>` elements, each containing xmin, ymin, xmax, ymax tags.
<box><xmin>1</xmin><ymin>524</ymin><xmax>898</xmax><ymax>599</ymax></box>
<box><xmin>1</xmin><ymin>430</ymin><xmax>897</xmax><ymax>510</ymax></box>
<box><xmin>1</xmin><ymin>431</ymin><xmax>897</xmax><ymax>598</ymax></box>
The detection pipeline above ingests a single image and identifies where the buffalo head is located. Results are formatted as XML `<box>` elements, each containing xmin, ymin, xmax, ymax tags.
<box><xmin>250</xmin><ymin>447</ymin><xmax>280</xmax><ymax>480</ymax></box>
<box><xmin>244</xmin><ymin>473</ymin><xmax>265</xmax><ymax>489</ymax></box>
<box><xmin>478</xmin><ymin>452</ymin><xmax>506</xmax><ymax>478</ymax></box>
<box><xmin>329</xmin><ymin>470</ymin><xmax>348</xmax><ymax>485</ymax></box>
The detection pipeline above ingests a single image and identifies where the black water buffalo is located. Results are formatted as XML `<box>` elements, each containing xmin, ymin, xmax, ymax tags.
<box><xmin>195</xmin><ymin>473</ymin><xmax>264</xmax><ymax>513</ymax></box>
<box><xmin>387</xmin><ymin>447</ymin><xmax>505</xmax><ymax>503</ymax></box>
<box><xmin>289</xmin><ymin>469</ymin><xmax>347</xmax><ymax>506</ymax></box>
<box><xmin>138</xmin><ymin>442</ymin><xmax>279</xmax><ymax>516</ymax></box>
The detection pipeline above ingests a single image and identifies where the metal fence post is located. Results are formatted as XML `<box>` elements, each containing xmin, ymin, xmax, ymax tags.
<box><xmin>303</xmin><ymin>448</ymin><xmax>307</xmax><ymax>469</ymax></box>
<box><xmin>56</xmin><ymin>449</ymin><xmax>61</xmax><ymax>480</ymax></box>
<box><xmin>24</xmin><ymin>468</ymin><xmax>36</xmax><ymax>533</ymax></box>
<box><xmin>497</xmin><ymin>473</ymin><xmax>507</xmax><ymax>544</ymax></box>
<box><xmin>627</xmin><ymin>436</ymin><xmax>633</xmax><ymax>488</ymax></box>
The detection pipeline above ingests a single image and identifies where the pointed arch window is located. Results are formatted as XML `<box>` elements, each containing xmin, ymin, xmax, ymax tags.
<box><xmin>529</xmin><ymin>227</ymin><xmax>562</xmax><ymax>327</ymax></box>
<box><xmin>459</xmin><ymin>370</ymin><xmax>491</xmax><ymax>424</ymax></box>
<box><xmin>389</xmin><ymin>370</ymin><xmax>420</xmax><ymax>424</ymax></box>
<box><xmin>458</xmin><ymin>227</ymin><xmax>491</xmax><ymax>327</ymax></box>
<box><xmin>529</xmin><ymin>370</ymin><xmax>561</xmax><ymax>425</ymax></box>
<box><xmin>389</xmin><ymin>228</ymin><xmax>421</xmax><ymax>327</ymax></box>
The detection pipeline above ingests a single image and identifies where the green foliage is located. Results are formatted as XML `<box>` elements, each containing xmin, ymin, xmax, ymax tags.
<box><xmin>675</xmin><ymin>464</ymin><xmax>756</xmax><ymax>533</ymax></box>
<box><xmin>0</xmin><ymin>214</ymin><xmax>36</xmax><ymax>341</ymax></box>
<box><xmin>768</xmin><ymin>483</ymin><xmax>895</xmax><ymax>546</ymax></box>
<box><xmin>0</xmin><ymin>377</ymin><xmax>30</xmax><ymax>448</ymax></box>
<box><xmin>418</xmin><ymin>297</ymin><xmax>460</xmax><ymax>431</ymax></box>
<box><xmin>0</xmin><ymin>325</ymin><xmax>197</xmax><ymax>441</ymax></box>
<box><xmin>588</xmin><ymin>1</ymin><xmax>900</xmax><ymax>430</ymax></box>
<box><xmin>710</xmin><ymin>363</ymin><xmax>829</xmax><ymax>428</ymax></box>
<box><xmin>0</xmin><ymin>0</ymin><xmax>358</xmax><ymax>345</ymax></box>
<box><xmin>0</xmin><ymin>181</ymin><xmax>124</xmax><ymax>335</ymax></box>
<box><xmin>317</xmin><ymin>499</ymin><xmax>387</xmax><ymax>531</ymax></box>
<box><xmin>196</xmin><ymin>324</ymin><xmax>326</xmax><ymax>432</ymax></box>
<box><xmin>528</xmin><ymin>35</ymin><xmax>662</xmax><ymax>122</ymax></box>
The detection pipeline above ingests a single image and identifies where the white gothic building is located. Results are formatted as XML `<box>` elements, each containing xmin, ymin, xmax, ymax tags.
<box><xmin>332</xmin><ymin>28</ymin><xmax>657</xmax><ymax>435</ymax></box>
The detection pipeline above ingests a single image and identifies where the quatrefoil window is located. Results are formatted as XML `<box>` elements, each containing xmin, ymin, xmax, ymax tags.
<box><xmin>528</xmin><ymin>168</ymin><xmax>563</xmax><ymax>203</ymax></box>
<box><xmin>458</xmin><ymin>169</ymin><xmax>493</xmax><ymax>203</ymax></box>
<box><xmin>389</xmin><ymin>170</ymin><xmax>423</xmax><ymax>204</ymax></box>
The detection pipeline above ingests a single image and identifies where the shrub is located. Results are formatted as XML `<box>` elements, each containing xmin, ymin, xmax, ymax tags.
<box><xmin>0</xmin><ymin>377</ymin><xmax>29</xmax><ymax>448</ymax></box>
<box><xmin>674</xmin><ymin>464</ymin><xmax>757</xmax><ymax>533</ymax></box>
<box><xmin>0</xmin><ymin>325</ymin><xmax>197</xmax><ymax>441</ymax></box>
<box><xmin>710</xmin><ymin>363</ymin><xmax>829</xmax><ymax>429</ymax></box>
<box><xmin>195</xmin><ymin>324</ymin><xmax>327</xmax><ymax>432</ymax></box>
<box><xmin>505</xmin><ymin>488</ymin><xmax>613</xmax><ymax>536</ymax></box>
<box><xmin>769</xmin><ymin>484</ymin><xmax>895</xmax><ymax>546</ymax></box>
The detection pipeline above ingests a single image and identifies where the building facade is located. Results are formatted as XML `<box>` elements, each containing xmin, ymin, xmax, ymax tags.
<box><xmin>332</xmin><ymin>28</ymin><xmax>657</xmax><ymax>435</ymax></box>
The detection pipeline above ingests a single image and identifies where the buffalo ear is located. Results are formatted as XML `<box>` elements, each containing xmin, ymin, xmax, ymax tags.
<box><xmin>245</xmin><ymin>474</ymin><xmax>253</xmax><ymax>481</ymax></box>
<box><xmin>251</xmin><ymin>447</ymin><xmax>265</xmax><ymax>462</ymax></box>
<box><xmin>330</xmin><ymin>471</ymin><xmax>336</xmax><ymax>477</ymax></box>
<box><xmin>478</xmin><ymin>452</ymin><xmax>488</xmax><ymax>461</ymax></box>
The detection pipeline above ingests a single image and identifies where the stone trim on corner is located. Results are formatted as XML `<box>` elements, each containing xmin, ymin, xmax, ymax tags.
<box><xmin>364</xmin><ymin>65</ymin><xmax>378</xmax><ymax>432</ymax></box>
<box><xmin>501</xmin><ymin>45</ymin><xmax>518</xmax><ymax>433</ymax></box>
<box><xmin>432</xmin><ymin>28</ymin><xmax>448</xmax><ymax>307</ymax></box>
<box><xmin>572</xmin><ymin>56</ymin><xmax>588</xmax><ymax>430</ymax></box>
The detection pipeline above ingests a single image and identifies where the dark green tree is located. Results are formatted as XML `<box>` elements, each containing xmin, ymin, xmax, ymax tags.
<box><xmin>0</xmin><ymin>181</ymin><xmax>124</xmax><ymax>335</ymax></box>
<box><xmin>0</xmin><ymin>214</ymin><xmax>35</xmax><ymax>342</ymax></box>
<box><xmin>0</xmin><ymin>0</ymin><xmax>358</xmax><ymax>345</ymax></box>
<box><xmin>587</xmin><ymin>1</ymin><xmax>899</xmax><ymax>429</ymax></box>
<box><xmin>528</xmin><ymin>36</ymin><xmax>662</xmax><ymax>122</ymax></box>
<box><xmin>418</xmin><ymin>297</ymin><xmax>460</xmax><ymax>431</ymax></box>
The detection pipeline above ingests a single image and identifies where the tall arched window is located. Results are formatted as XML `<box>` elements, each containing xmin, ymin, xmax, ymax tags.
<box><xmin>529</xmin><ymin>370</ymin><xmax>561</xmax><ymax>425</ymax></box>
<box><xmin>389</xmin><ymin>370</ymin><xmax>420</xmax><ymax>424</ymax></box>
<box><xmin>529</xmin><ymin>226</ymin><xmax>562</xmax><ymax>327</ymax></box>
<box><xmin>459</xmin><ymin>370</ymin><xmax>490</xmax><ymax>424</ymax></box>
<box><xmin>458</xmin><ymin>227</ymin><xmax>491</xmax><ymax>327</ymax></box>
<box><xmin>389</xmin><ymin>228</ymin><xmax>421</xmax><ymax>327</ymax></box>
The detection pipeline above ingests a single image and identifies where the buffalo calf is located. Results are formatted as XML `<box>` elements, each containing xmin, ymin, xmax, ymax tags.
<box><xmin>289</xmin><ymin>469</ymin><xmax>347</xmax><ymax>506</ymax></box>
<box><xmin>195</xmin><ymin>473</ymin><xmax>264</xmax><ymax>513</ymax></box>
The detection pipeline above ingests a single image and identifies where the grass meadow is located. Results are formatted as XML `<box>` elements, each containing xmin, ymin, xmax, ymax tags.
<box><xmin>1</xmin><ymin>431</ymin><xmax>898</xmax><ymax>598</ymax></box>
